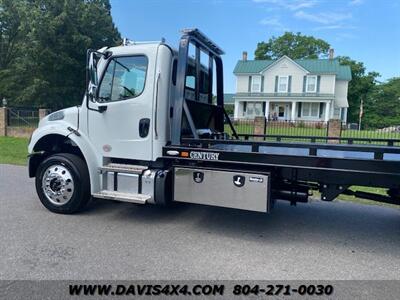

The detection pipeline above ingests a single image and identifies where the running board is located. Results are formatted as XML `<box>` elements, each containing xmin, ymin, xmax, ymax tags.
<box><xmin>99</xmin><ymin>163</ymin><xmax>148</xmax><ymax>174</ymax></box>
<box><xmin>92</xmin><ymin>190</ymin><xmax>150</xmax><ymax>204</ymax></box>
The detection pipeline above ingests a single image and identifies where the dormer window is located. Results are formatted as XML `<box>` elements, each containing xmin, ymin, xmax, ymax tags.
<box><xmin>251</xmin><ymin>75</ymin><xmax>261</xmax><ymax>92</ymax></box>
<box><xmin>278</xmin><ymin>76</ymin><xmax>288</xmax><ymax>92</ymax></box>
<box><xmin>306</xmin><ymin>75</ymin><xmax>317</xmax><ymax>93</ymax></box>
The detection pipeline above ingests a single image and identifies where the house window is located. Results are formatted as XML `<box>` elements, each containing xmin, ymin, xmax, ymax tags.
<box><xmin>306</xmin><ymin>75</ymin><xmax>317</xmax><ymax>93</ymax></box>
<box><xmin>244</xmin><ymin>102</ymin><xmax>263</xmax><ymax>118</ymax></box>
<box><xmin>302</xmin><ymin>102</ymin><xmax>320</xmax><ymax>118</ymax></box>
<box><xmin>251</xmin><ymin>76</ymin><xmax>261</xmax><ymax>92</ymax></box>
<box><xmin>278</xmin><ymin>76</ymin><xmax>288</xmax><ymax>92</ymax></box>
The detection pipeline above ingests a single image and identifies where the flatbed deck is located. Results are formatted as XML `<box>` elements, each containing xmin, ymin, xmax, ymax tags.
<box><xmin>163</xmin><ymin>136</ymin><xmax>400</xmax><ymax>204</ymax></box>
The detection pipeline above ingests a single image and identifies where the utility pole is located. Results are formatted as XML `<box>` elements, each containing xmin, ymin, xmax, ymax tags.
<box><xmin>358</xmin><ymin>99</ymin><xmax>363</xmax><ymax>131</ymax></box>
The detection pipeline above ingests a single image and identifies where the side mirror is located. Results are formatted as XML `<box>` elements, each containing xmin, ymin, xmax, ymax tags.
<box><xmin>87</xmin><ymin>51</ymin><xmax>99</xmax><ymax>102</ymax></box>
<box><xmin>88</xmin><ymin>51</ymin><xmax>98</xmax><ymax>85</ymax></box>
<box><xmin>86</xmin><ymin>49</ymin><xmax>111</xmax><ymax>113</ymax></box>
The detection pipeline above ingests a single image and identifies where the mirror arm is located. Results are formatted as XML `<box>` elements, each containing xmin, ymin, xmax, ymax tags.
<box><xmin>86</xmin><ymin>93</ymin><xmax>107</xmax><ymax>113</ymax></box>
<box><xmin>98</xmin><ymin>105</ymin><xmax>107</xmax><ymax>113</ymax></box>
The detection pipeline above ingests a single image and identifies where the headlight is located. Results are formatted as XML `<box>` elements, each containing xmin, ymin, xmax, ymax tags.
<box><xmin>48</xmin><ymin>110</ymin><xmax>65</xmax><ymax>121</ymax></box>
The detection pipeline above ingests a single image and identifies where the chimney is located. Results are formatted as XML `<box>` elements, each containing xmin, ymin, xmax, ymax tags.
<box><xmin>329</xmin><ymin>48</ymin><xmax>334</xmax><ymax>60</ymax></box>
<box><xmin>242</xmin><ymin>51</ymin><xmax>248</xmax><ymax>61</ymax></box>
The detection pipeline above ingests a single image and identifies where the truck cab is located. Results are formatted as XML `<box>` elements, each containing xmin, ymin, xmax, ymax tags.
<box><xmin>28</xmin><ymin>29</ymin><xmax>234</xmax><ymax>213</ymax></box>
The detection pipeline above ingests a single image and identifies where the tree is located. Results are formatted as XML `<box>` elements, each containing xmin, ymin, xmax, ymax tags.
<box><xmin>0</xmin><ymin>0</ymin><xmax>26</xmax><ymax>70</ymax></box>
<box><xmin>254</xmin><ymin>32</ymin><xmax>330</xmax><ymax>60</ymax></box>
<box><xmin>0</xmin><ymin>0</ymin><xmax>121</xmax><ymax>109</ymax></box>
<box><xmin>363</xmin><ymin>77</ymin><xmax>400</xmax><ymax>129</ymax></box>
<box><xmin>337</xmin><ymin>56</ymin><xmax>379</xmax><ymax>124</ymax></box>
<box><xmin>0</xmin><ymin>0</ymin><xmax>29</xmax><ymax>102</ymax></box>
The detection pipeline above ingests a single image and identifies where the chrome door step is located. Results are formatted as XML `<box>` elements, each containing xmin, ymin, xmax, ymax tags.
<box><xmin>92</xmin><ymin>190</ymin><xmax>150</xmax><ymax>204</ymax></box>
<box><xmin>99</xmin><ymin>163</ymin><xmax>148</xmax><ymax>174</ymax></box>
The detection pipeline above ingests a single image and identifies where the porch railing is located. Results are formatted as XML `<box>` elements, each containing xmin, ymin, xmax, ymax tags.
<box><xmin>234</xmin><ymin>92</ymin><xmax>335</xmax><ymax>98</ymax></box>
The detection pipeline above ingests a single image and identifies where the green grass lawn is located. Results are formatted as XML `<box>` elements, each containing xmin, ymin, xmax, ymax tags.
<box><xmin>225</xmin><ymin>124</ymin><xmax>328</xmax><ymax>137</ymax></box>
<box><xmin>342</xmin><ymin>129</ymin><xmax>400</xmax><ymax>140</ymax></box>
<box><xmin>0</xmin><ymin>136</ymin><xmax>29</xmax><ymax>165</ymax></box>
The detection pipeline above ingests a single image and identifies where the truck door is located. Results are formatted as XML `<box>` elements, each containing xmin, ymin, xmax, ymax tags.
<box><xmin>88</xmin><ymin>49</ymin><xmax>156</xmax><ymax>161</ymax></box>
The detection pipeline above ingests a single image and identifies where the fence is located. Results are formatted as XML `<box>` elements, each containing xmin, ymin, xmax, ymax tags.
<box><xmin>225</xmin><ymin>118</ymin><xmax>400</xmax><ymax>146</ymax></box>
<box><xmin>0</xmin><ymin>107</ymin><xmax>49</xmax><ymax>138</ymax></box>
<box><xmin>8</xmin><ymin>108</ymin><xmax>40</xmax><ymax>127</ymax></box>
<box><xmin>229</xmin><ymin>119</ymin><xmax>328</xmax><ymax>137</ymax></box>
<box><xmin>2</xmin><ymin>107</ymin><xmax>399</xmax><ymax>145</ymax></box>
<box><xmin>341</xmin><ymin>126</ymin><xmax>400</xmax><ymax>145</ymax></box>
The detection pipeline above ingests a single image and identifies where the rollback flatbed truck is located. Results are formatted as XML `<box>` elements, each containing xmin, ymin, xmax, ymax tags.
<box><xmin>28</xmin><ymin>29</ymin><xmax>400</xmax><ymax>214</ymax></box>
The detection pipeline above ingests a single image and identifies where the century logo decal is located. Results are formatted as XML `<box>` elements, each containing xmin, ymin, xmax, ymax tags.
<box><xmin>189</xmin><ymin>151</ymin><xmax>220</xmax><ymax>161</ymax></box>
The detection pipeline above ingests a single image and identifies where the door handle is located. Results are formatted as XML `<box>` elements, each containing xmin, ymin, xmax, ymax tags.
<box><xmin>139</xmin><ymin>118</ymin><xmax>150</xmax><ymax>138</ymax></box>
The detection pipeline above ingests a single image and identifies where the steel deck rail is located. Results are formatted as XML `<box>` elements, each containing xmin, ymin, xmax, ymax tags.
<box><xmin>163</xmin><ymin>138</ymin><xmax>400</xmax><ymax>190</ymax></box>
<box><xmin>237</xmin><ymin>134</ymin><xmax>400</xmax><ymax>146</ymax></box>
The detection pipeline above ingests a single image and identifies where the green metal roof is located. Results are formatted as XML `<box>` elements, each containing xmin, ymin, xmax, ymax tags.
<box><xmin>224</xmin><ymin>93</ymin><xmax>235</xmax><ymax>104</ymax></box>
<box><xmin>233</xmin><ymin>57</ymin><xmax>352</xmax><ymax>81</ymax></box>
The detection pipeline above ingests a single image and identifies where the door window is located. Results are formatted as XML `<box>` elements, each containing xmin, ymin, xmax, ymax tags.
<box><xmin>278</xmin><ymin>106</ymin><xmax>285</xmax><ymax>117</ymax></box>
<box><xmin>98</xmin><ymin>56</ymin><xmax>148</xmax><ymax>102</ymax></box>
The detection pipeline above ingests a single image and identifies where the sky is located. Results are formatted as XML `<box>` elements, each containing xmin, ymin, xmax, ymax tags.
<box><xmin>110</xmin><ymin>0</ymin><xmax>400</xmax><ymax>93</ymax></box>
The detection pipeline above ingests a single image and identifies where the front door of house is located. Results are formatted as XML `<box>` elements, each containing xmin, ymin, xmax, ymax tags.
<box><xmin>274</xmin><ymin>104</ymin><xmax>286</xmax><ymax>120</ymax></box>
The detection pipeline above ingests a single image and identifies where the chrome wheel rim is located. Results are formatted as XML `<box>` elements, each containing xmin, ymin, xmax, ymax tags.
<box><xmin>42</xmin><ymin>164</ymin><xmax>74</xmax><ymax>205</ymax></box>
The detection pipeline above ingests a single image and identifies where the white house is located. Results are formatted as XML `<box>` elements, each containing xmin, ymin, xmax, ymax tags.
<box><xmin>233</xmin><ymin>52</ymin><xmax>352</xmax><ymax>123</ymax></box>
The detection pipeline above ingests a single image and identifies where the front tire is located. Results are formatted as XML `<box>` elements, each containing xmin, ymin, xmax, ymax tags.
<box><xmin>35</xmin><ymin>153</ymin><xmax>90</xmax><ymax>214</ymax></box>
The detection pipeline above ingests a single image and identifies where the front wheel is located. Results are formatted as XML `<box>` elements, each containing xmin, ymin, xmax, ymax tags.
<box><xmin>35</xmin><ymin>153</ymin><xmax>90</xmax><ymax>214</ymax></box>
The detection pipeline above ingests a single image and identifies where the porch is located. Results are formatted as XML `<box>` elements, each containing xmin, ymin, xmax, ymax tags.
<box><xmin>234</xmin><ymin>100</ymin><xmax>337</xmax><ymax>122</ymax></box>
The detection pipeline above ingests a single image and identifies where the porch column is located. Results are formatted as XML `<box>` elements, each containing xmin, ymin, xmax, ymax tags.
<box><xmin>234</xmin><ymin>100</ymin><xmax>239</xmax><ymax>119</ymax></box>
<box><xmin>264</xmin><ymin>100</ymin><xmax>270</xmax><ymax>120</ymax></box>
<box><xmin>324</xmin><ymin>101</ymin><xmax>331</xmax><ymax>122</ymax></box>
<box><xmin>291</xmin><ymin>101</ymin><xmax>297</xmax><ymax>121</ymax></box>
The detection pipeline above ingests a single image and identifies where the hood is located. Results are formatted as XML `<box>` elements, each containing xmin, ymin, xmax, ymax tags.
<box><xmin>39</xmin><ymin>106</ymin><xmax>79</xmax><ymax>128</ymax></box>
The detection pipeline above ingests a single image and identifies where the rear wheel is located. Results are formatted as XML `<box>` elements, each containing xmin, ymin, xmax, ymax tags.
<box><xmin>35</xmin><ymin>153</ymin><xmax>90</xmax><ymax>214</ymax></box>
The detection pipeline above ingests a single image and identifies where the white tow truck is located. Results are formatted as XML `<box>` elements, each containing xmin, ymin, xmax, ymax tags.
<box><xmin>28</xmin><ymin>29</ymin><xmax>400</xmax><ymax>214</ymax></box>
